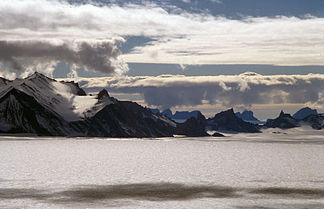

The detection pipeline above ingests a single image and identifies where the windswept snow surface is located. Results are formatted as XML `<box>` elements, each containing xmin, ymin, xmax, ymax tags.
<box><xmin>1</xmin><ymin>129</ymin><xmax>324</xmax><ymax>208</ymax></box>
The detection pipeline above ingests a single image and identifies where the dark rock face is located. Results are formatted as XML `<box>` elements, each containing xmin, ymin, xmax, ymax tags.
<box><xmin>176</xmin><ymin>117</ymin><xmax>209</xmax><ymax>137</ymax></box>
<box><xmin>0</xmin><ymin>77</ymin><xmax>10</xmax><ymax>87</ymax></box>
<box><xmin>0</xmin><ymin>88</ymin><xmax>76</xmax><ymax>136</ymax></box>
<box><xmin>97</xmin><ymin>89</ymin><xmax>110</xmax><ymax>100</ymax></box>
<box><xmin>264</xmin><ymin>110</ymin><xmax>324</xmax><ymax>130</ymax></box>
<box><xmin>80</xmin><ymin>101</ymin><xmax>176</xmax><ymax>137</ymax></box>
<box><xmin>293</xmin><ymin>107</ymin><xmax>318</xmax><ymax>120</ymax></box>
<box><xmin>265</xmin><ymin>111</ymin><xmax>299</xmax><ymax>129</ymax></box>
<box><xmin>207</xmin><ymin>109</ymin><xmax>260</xmax><ymax>133</ymax></box>
<box><xmin>301</xmin><ymin>114</ymin><xmax>324</xmax><ymax>130</ymax></box>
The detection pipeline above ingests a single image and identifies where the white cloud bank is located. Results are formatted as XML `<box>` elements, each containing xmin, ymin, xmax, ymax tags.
<box><xmin>0</xmin><ymin>0</ymin><xmax>323</xmax><ymax>78</ymax></box>
<box><xmin>69</xmin><ymin>73</ymin><xmax>324</xmax><ymax>109</ymax></box>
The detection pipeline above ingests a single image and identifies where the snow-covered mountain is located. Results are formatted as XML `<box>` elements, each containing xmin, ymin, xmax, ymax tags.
<box><xmin>0</xmin><ymin>73</ymin><xmax>176</xmax><ymax>137</ymax></box>
<box><xmin>0</xmin><ymin>72</ymin><xmax>113</xmax><ymax>122</ymax></box>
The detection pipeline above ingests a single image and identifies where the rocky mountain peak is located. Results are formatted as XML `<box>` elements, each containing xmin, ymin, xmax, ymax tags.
<box><xmin>279</xmin><ymin>110</ymin><xmax>285</xmax><ymax>117</ymax></box>
<box><xmin>265</xmin><ymin>110</ymin><xmax>299</xmax><ymax>129</ymax></box>
<box><xmin>97</xmin><ymin>89</ymin><xmax>110</xmax><ymax>100</ymax></box>
<box><xmin>214</xmin><ymin>108</ymin><xmax>235</xmax><ymax>119</ymax></box>
<box><xmin>208</xmin><ymin>108</ymin><xmax>260</xmax><ymax>133</ymax></box>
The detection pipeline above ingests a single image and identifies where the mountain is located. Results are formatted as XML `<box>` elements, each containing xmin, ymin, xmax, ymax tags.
<box><xmin>301</xmin><ymin>114</ymin><xmax>324</xmax><ymax>130</ymax></box>
<box><xmin>7</xmin><ymin>73</ymin><xmax>324</xmax><ymax>136</ymax></box>
<box><xmin>0</xmin><ymin>73</ymin><xmax>176</xmax><ymax>137</ymax></box>
<box><xmin>175</xmin><ymin>117</ymin><xmax>209</xmax><ymax>137</ymax></box>
<box><xmin>265</xmin><ymin>111</ymin><xmax>299</xmax><ymax>129</ymax></box>
<box><xmin>161</xmin><ymin>108</ymin><xmax>173</xmax><ymax>118</ymax></box>
<box><xmin>235</xmin><ymin>110</ymin><xmax>262</xmax><ymax>124</ymax></box>
<box><xmin>0</xmin><ymin>88</ymin><xmax>77</xmax><ymax>135</ymax></box>
<box><xmin>149</xmin><ymin>108</ymin><xmax>204</xmax><ymax>123</ymax></box>
<box><xmin>175</xmin><ymin>111</ymin><xmax>210</xmax><ymax>137</ymax></box>
<box><xmin>206</xmin><ymin>109</ymin><xmax>260</xmax><ymax>133</ymax></box>
<box><xmin>173</xmin><ymin>111</ymin><xmax>200</xmax><ymax>120</ymax></box>
<box><xmin>265</xmin><ymin>110</ymin><xmax>324</xmax><ymax>130</ymax></box>
<box><xmin>293</xmin><ymin>107</ymin><xmax>318</xmax><ymax>120</ymax></box>
<box><xmin>74</xmin><ymin>101</ymin><xmax>176</xmax><ymax>137</ymax></box>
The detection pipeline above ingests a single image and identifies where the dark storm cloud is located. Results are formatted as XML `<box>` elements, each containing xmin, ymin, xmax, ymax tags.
<box><xmin>0</xmin><ymin>40</ymin><xmax>127</xmax><ymax>75</ymax></box>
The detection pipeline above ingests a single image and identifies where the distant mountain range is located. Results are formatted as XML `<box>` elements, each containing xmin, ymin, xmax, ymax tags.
<box><xmin>151</xmin><ymin>108</ymin><xmax>265</xmax><ymax>125</ymax></box>
<box><xmin>265</xmin><ymin>109</ymin><xmax>324</xmax><ymax>130</ymax></box>
<box><xmin>150</xmin><ymin>106</ymin><xmax>324</xmax><ymax>132</ymax></box>
<box><xmin>149</xmin><ymin>108</ymin><xmax>201</xmax><ymax>123</ymax></box>
<box><xmin>0</xmin><ymin>73</ymin><xmax>322</xmax><ymax>137</ymax></box>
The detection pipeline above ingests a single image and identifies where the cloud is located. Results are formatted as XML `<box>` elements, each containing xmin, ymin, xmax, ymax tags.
<box><xmin>0</xmin><ymin>0</ymin><xmax>129</xmax><ymax>77</ymax></box>
<box><xmin>0</xmin><ymin>0</ymin><xmax>323</xmax><ymax>70</ymax></box>
<box><xmin>0</xmin><ymin>40</ymin><xmax>128</xmax><ymax>77</ymax></box>
<box><xmin>69</xmin><ymin>73</ymin><xmax>324</xmax><ymax>109</ymax></box>
<box><xmin>124</xmin><ymin>15</ymin><xmax>324</xmax><ymax>65</ymax></box>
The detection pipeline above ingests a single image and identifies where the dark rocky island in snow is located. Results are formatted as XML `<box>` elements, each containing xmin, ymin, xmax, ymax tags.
<box><xmin>264</xmin><ymin>108</ymin><xmax>324</xmax><ymax>130</ymax></box>
<box><xmin>206</xmin><ymin>109</ymin><xmax>260</xmax><ymax>133</ymax></box>
<box><xmin>265</xmin><ymin>111</ymin><xmax>299</xmax><ymax>129</ymax></box>
<box><xmin>175</xmin><ymin>111</ymin><xmax>209</xmax><ymax>137</ymax></box>
<box><xmin>175</xmin><ymin>117</ymin><xmax>209</xmax><ymax>137</ymax></box>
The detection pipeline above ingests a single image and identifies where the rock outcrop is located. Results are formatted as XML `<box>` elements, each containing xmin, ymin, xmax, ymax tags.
<box><xmin>206</xmin><ymin>109</ymin><xmax>260</xmax><ymax>133</ymax></box>
<box><xmin>265</xmin><ymin>111</ymin><xmax>299</xmax><ymax>129</ymax></box>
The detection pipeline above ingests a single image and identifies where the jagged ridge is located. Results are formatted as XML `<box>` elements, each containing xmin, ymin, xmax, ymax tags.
<box><xmin>206</xmin><ymin>108</ymin><xmax>260</xmax><ymax>133</ymax></box>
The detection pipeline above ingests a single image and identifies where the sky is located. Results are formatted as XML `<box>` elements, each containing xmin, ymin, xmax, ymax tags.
<box><xmin>0</xmin><ymin>0</ymin><xmax>324</xmax><ymax>120</ymax></box>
